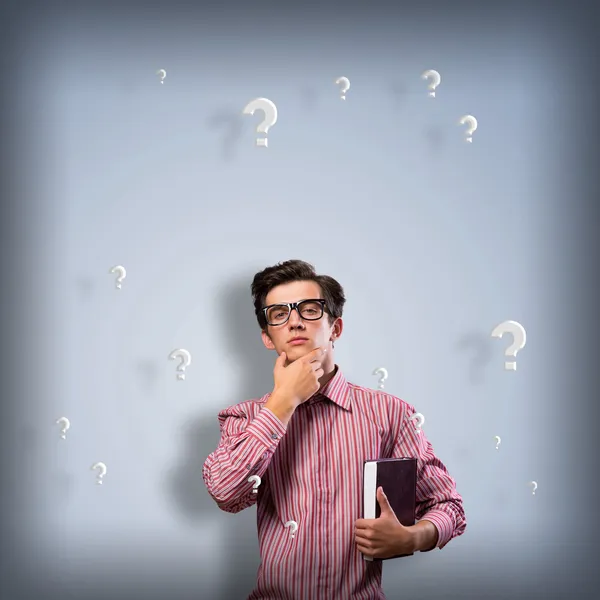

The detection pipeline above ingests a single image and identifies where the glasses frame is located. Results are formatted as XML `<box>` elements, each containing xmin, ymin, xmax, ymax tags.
<box><xmin>262</xmin><ymin>299</ymin><xmax>328</xmax><ymax>327</ymax></box>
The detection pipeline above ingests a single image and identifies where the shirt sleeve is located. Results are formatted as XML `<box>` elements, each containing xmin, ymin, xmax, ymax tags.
<box><xmin>392</xmin><ymin>402</ymin><xmax>467</xmax><ymax>551</ymax></box>
<box><xmin>202</xmin><ymin>401</ymin><xmax>287</xmax><ymax>514</ymax></box>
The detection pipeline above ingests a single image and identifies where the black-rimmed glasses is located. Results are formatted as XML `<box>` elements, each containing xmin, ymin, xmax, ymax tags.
<box><xmin>262</xmin><ymin>299</ymin><xmax>328</xmax><ymax>326</ymax></box>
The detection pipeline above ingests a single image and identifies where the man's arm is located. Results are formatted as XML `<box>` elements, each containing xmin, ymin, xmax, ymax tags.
<box><xmin>202</xmin><ymin>393</ymin><xmax>288</xmax><ymax>513</ymax></box>
<box><xmin>393</xmin><ymin>402</ymin><xmax>467</xmax><ymax>552</ymax></box>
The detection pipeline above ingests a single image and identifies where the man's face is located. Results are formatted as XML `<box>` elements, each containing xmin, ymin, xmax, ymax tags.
<box><xmin>261</xmin><ymin>280</ymin><xmax>342</xmax><ymax>363</ymax></box>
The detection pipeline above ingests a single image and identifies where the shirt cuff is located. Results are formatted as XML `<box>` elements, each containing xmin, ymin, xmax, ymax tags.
<box><xmin>246</xmin><ymin>406</ymin><xmax>288</xmax><ymax>450</ymax></box>
<box><xmin>418</xmin><ymin>510</ymin><xmax>455</xmax><ymax>551</ymax></box>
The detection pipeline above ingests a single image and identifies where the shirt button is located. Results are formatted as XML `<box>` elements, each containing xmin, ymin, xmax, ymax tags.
<box><xmin>246</xmin><ymin>464</ymin><xmax>252</xmax><ymax>470</ymax></box>
<box><xmin>270</xmin><ymin>433</ymin><xmax>278</xmax><ymax>440</ymax></box>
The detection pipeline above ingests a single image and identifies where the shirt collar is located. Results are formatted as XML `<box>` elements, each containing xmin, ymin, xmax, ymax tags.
<box><xmin>315</xmin><ymin>364</ymin><xmax>352</xmax><ymax>411</ymax></box>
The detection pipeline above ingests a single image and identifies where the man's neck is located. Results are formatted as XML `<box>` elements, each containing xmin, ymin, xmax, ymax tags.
<box><xmin>318</xmin><ymin>363</ymin><xmax>338</xmax><ymax>391</ymax></box>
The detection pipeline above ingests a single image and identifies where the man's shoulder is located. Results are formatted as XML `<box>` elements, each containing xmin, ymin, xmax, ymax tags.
<box><xmin>348</xmin><ymin>381</ymin><xmax>414</xmax><ymax>412</ymax></box>
<box><xmin>346</xmin><ymin>382</ymin><xmax>417</xmax><ymax>430</ymax></box>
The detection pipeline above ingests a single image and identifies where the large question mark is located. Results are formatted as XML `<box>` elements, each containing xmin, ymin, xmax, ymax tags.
<box><xmin>284</xmin><ymin>520</ymin><xmax>298</xmax><ymax>538</ymax></box>
<box><xmin>242</xmin><ymin>98</ymin><xmax>278</xmax><ymax>148</ymax></box>
<box><xmin>109</xmin><ymin>265</ymin><xmax>126</xmax><ymax>289</ymax></box>
<box><xmin>494</xmin><ymin>435</ymin><xmax>501</xmax><ymax>450</ymax></box>
<box><xmin>491</xmin><ymin>320</ymin><xmax>526</xmax><ymax>371</ymax></box>
<box><xmin>168</xmin><ymin>349</ymin><xmax>192</xmax><ymax>380</ymax></box>
<box><xmin>156</xmin><ymin>69</ymin><xmax>166</xmax><ymax>84</ymax></box>
<box><xmin>91</xmin><ymin>462</ymin><xmax>107</xmax><ymax>485</ymax></box>
<box><xmin>529</xmin><ymin>481</ymin><xmax>538</xmax><ymax>495</ymax></box>
<box><xmin>421</xmin><ymin>69</ymin><xmax>441</xmax><ymax>97</ymax></box>
<box><xmin>248</xmin><ymin>475</ymin><xmax>261</xmax><ymax>493</ymax></box>
<box><xmin>458</xmin><ymin>115</ymin><xmax>478</xmax><ymax>143</ymax></box>
<box><xmin>335</xmin><ymin>76</ymin><xmax>351</xmax><ymax>100</ymax></box>
<box><xmin>372</xmin><ymin>367</ymin><xmax>388</xmax><ymax>389</ymax></box>
<box><xmin>55</xmin><ymin>417</ymin><xmax>70</xmax><ymax>440</ymax></box>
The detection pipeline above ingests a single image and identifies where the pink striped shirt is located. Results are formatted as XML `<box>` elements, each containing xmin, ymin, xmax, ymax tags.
<box><xmin>203</xmin><ymin>365</ymin><xmax>466</xmax><ymax>600</ymax></box>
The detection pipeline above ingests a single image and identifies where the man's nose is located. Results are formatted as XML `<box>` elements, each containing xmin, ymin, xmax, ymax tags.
<box><xmin>288</xmin><ymin>308</ymin><xmax>305</xmax><ymax>327</ymax></box>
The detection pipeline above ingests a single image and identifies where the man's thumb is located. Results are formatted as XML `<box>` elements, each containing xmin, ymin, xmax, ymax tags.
<box><xmin>276</xmin><ymin>351</ymin><xmax>287</xmax><ymax>367</ymax></box>
<box><xmin>377</xmin><ymin>487</ymin><xmax>392</xmax><ymax>514</ymax></box>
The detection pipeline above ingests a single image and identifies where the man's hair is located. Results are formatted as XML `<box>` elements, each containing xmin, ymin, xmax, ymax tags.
<box><xmin>251</xmin><ymin>259</ymin><xmax>346</xmax><ymax>333</ymax></box>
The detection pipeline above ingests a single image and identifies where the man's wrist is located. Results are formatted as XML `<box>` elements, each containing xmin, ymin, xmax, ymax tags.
<box><xmin>264</xmin><ymin>391</ymin><xmax>296</xmax><ymax>426</ymax></box>
<box><xmin>408</xmin><ymin>520</ymin><xmax>439</xmax><ymax>552</ymax></box>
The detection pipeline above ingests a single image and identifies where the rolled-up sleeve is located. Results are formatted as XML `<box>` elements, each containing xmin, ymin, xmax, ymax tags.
<box><xmin>392</xmin><ymin>402</ymin><xmax>467</xmax><ymax>551</ymax></box>
<box><xmin>203</xmin><ymin>400</ymin><xmax>287</xmax><ymax>514</ymax></box>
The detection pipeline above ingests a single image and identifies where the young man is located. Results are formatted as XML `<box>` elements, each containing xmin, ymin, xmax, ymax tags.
<box><xmin>203</xmin><ymin>260</ymin><xmax>466</xmax><ymax>600</ymax></box>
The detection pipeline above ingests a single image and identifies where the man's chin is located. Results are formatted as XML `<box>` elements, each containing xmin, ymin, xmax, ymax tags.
<box><xmin>286</xmin><ymin>344</ymin><xmax>314</xmax><ymax>359</ymax></box>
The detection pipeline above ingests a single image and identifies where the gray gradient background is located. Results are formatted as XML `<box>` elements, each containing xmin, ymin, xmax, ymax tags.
<box><xmin>1</xmin><ymin>1</ymin><xmax>599</xmax><ymax>599</ymax></box>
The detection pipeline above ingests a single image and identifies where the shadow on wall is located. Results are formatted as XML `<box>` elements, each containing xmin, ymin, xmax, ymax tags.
<box><xmin>298</xmin><ymin>86</ymin><xmax>319</xmax><ymax>113</ymax></box>
<box><xmin>75</xmin><ymin>277</ymin><xmax>95</xmax><ymax>303</ymax></box>
<box><xmin>423</xmin><ymin>124</ymin><xmax>447</xmax><ymax>155</ymax></box>
<box><xmin>165</xmin><ymin>270</ymin><xmax>276</xmax><ymax>599</ymax></box>
<box><xmin>455</xmin><ymin>331</ymin><xmax>494</xmax><ymax>385</ymax></box>
<box><xmin>387</xmin><ymin>80</ymin><xmax>411</xmax><ymax>108</ymax></box>
<box><xmin>206</xmin><ymin>107</ymin><xmax>247</xmax><ymax>163</ymax></box>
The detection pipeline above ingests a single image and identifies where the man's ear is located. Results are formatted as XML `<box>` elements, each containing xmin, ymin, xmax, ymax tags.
<box><xmin>332</xmin><ymin>317</ymin><xmax>343</xmax><ymax>339</ymax></box>
<box><xmin>261</xmin><ymin>330</ymin><xmax>275</xmax><ymax>350</ymax></box>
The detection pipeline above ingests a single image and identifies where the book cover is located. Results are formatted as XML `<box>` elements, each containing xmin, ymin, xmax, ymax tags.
<box><xmin>362</xmin><ymin>457</ymin><xmax>417</xmax><ymax>561</ymax></box>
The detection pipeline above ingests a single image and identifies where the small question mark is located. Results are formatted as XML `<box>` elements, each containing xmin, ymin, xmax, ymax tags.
<box><xmin>409</xmin><ymin>412</ymin><xmax>425</xmax><ymax>433</ymax></box>
<box><xmin>168</xmin><ymin>349</ymin><xmax>192</xmax><ymax>380</ymax></box>
<box><xmin>109</xmin><ymin>265</ymin><xmax>126</xmax><ymax>289</ymax></box>
<box><xmin>284</xmin><ymin>520</ymin><xmax>298</xmax><ymax>538</ymax></box>
<box><xmin>91</xmin><ymin>462</ymin><xmax>107</xmax><ymax>485</ymax></box>
<box><xmin>491</xmin><ymin>320</ymin><xmax>526</xmax><ymax>371</ymax></box>
<box><xmin>242</xmin><ymin>98</ymin><xmax>278</xmax><ymax>148</ymax></box>
<box><xmin>56</xmin><ymin>417</ymin><xmax>70</xmax><ymax>440</ymax></box>
<box><xmin>529</xmin><ymin>481</ymin><xmax>538</xmax><ymax>495</ymax></box>
<box><xmin>372</xmin><ymin>367</ymin><xmax>388</xmax><ymax>389</ymax></box>
<box><xmin>156</xmin><ymin>69</ymin><xmax>166</xmax><ymax>84</ymax></box>
<box><xmin>421</xmin><ymin>69</ymin><xmax>441</xmax><ymax>97</ymax></box>
<box><xmin>459</xmin><ymin>115</ymin><xmax>478</xmax><ymax>142</ymax></box>
<box><xmin>335</xmin><ymin>76</ymin><xmax>351</xmax><ymax>100</ymax></box>
<box><xmin>248</xmin><ymin>475</ymin><xmax>261</xmax><ymax>493</ymax></box>
<box><xmin>494</xmin><ymin>435</ymin><xmax>501</xmax><ymax>450</ymax></box>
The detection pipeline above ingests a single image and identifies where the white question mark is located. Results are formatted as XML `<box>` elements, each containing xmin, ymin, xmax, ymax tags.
<box><xmin>529</xmin><ymin>481</ymin><xmax>538</xmax><ymax>495</ymax></box>
<box><xmin>248</xmin><ymin>475</ymin><xmax>261</xmax><ymax>493</ymax></box>
<box><xmin>372</xmin><ymin>367</ymin><xmax>388</xmax><ymax>389</ymax></box>
<box><xmin>284</xmin><ymin>520</ymin><xmax>298</xmax><ymax>538</ymax></box>
<box><xmin>109</xmin><ymin>265</ymin><xmax>126</xmax><ymax>289</ymax></box>
<box><xmin>335</xmin><ymin>77</ymin><xmax>351</xmax><ymax>100</ymax></box>
<box><xmin>459</xmin><ymin>115</ymin><xmax>478</xmax><ymax>142</ymax></box>
<box><xmin>156</xmin><ymin>69</ymin><xmax>166</xmax><ymax>84</ymax></box>
<box><xmin>168</xmin><ymin>349</ymin><xmax>192</xmax><ymax>380</ymax></box>
<box><xmin>56</xmin><ymin>417</ymin><xmax>70</xmax><ymax>440</ymax></box>
<box><xmin>91</xmin><ymin>462</ymin><xmax>107</xmax><ymax>485</ymax></box>
<box><xmin>409</xmin><ymin>412</ymin><xmax>425</xmax><ymax>433</ymax></box>
<box><xmin>491</xmin><ymin>320</ymin><xmax>527</xmax><ymax>371</ymax></box>
<box><xmin>421</xmin><ymin>69</ymin><xmax>441</xmax><ymax>97</ymax></box>
<box><xmin>242</xmin><ymin>98</ymin><xmax>278</xmax><ymax>148</ymax></box>
<box><xmin>494</xmin><ymin>435</ymin><xmax>501</xmax><ymax>450</ymax></box>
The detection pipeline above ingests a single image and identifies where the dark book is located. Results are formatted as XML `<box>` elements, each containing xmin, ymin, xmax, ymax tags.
<box><xmin>362</xmin><ymin>457</ymin><xmax>417</xmax><ymax>561</ymax></box>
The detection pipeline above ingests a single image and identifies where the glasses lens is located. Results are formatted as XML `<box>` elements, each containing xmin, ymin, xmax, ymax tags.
<box><xmin>266</xmin><ymin>305</ymin><xmax>290</xmax><ymax>325</ymax></box>
<box><xmin>298</xmin><ymin>300</ymin><xmax>324</xmax><ymax>320</ymax></box>
<box><xmin>265</xmin><ymin>301</ymin><xmax>324</xmax><ymax>325</ymax></box>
